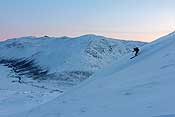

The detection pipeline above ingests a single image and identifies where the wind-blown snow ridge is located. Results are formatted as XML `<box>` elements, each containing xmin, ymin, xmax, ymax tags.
<box><xmin>10</xmin><ymin>32</ymin><xmax>175</xmax><ymax>117</ymax></box>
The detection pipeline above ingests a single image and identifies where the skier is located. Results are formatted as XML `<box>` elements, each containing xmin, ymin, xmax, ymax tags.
<box><xmin>130</xmin><ymin>47</ymin><xmax>140</xmax><ymax>59</ymax></box>
<box><xmin>132</xmin><ymin>47</ymin><xmax>139</xmax><ymax>56</ymax></box>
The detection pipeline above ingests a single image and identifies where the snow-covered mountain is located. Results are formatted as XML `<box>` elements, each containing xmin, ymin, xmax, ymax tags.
<box><xmin>8</xmin><ymin>32</ymin><xmax>175</xmax><ymax>117</ymax></box>
<box><xmin>0</xmin><ymin>34</ymin><xmax>145</xmax><ymax>85</ymax></box>
<box><xmin>0</xmin><ymin>34</ymin><xmax>145</xmax><ymax>116</ymax></box>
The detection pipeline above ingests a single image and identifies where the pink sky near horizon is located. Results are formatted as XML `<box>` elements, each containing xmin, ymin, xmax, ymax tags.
<box><xmin>0</xmin><ymin>0</ymin><xmax>174</xmax><ymax>42</ymax></box>
<box><xmin>0</xmin><ymin>30</ymin><xmax>172</xmax><ymax>42</ymax></box>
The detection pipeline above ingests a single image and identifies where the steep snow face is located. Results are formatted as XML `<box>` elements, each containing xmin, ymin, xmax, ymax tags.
<box><xmin>0</xmin><ymin>35</ymin><xmax>145</xmax><ymax>84</ymax></box>
<box><xmin>11</xmin><ymin>32</ymin><xmax>175</xmax><ymax>117</ymax></box>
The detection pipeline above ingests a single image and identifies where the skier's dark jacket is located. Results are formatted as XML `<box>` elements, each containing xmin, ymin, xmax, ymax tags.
<box><xmin>133</xmin><ymin>47</ymin><xmax>139</xmax><ymax>56</ymax></box>
<box><xmin>133</xmin><ymin>47</ymin><xmax>139</xmax><ymax>52</ymax></box>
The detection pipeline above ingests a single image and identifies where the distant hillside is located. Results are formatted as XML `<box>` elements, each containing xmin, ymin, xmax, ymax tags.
<box><xmin>0</xmin><ymin>34</ymin><xmax>146</xmax><ymax>85</ymax></box>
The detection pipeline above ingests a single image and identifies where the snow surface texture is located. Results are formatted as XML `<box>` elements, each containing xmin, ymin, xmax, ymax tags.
<box><xmin>8</xmin><ymin>32</ymin><xmax>175</xmax><ymax>117</ymax></box>
<box><xmin>0</xmin><ymin>34</ymin><xmax>145</xmax><ymax>116</ymax></box>
<box><xmin>0</xmin><ymin>65</ymin><xmax>60</xmax><ymax>116</ymax></box>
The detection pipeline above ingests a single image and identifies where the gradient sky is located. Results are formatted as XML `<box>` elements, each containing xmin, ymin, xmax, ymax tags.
<box><xmin>0</xmin><ymin>0</ymin><xmax>175</xmax><ymax>42</ymax></box>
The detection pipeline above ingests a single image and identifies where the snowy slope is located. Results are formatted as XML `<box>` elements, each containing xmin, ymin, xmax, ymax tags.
<box><xmin>0</xmin><ymin>35</ymin><xmax>145</xmax><ymax>116</ymax></box>
<box><xmin>0</xmin><ymin>49</ymin><xmax>66</xmax><ymax>116</ymax></box>
<box><xmin>11</xmin><ymin>32</ymin><xmax>175</xmax><ymax>117</ymax></box>
<box><xmin>0</xmin><ymin>65</ymin><xmax>60</xmax><ymax>116</ymax></box>
<box><xmin>0</xmin><ymin>35</ymin><xmax>145</xmax><ymax>85</ymax></box>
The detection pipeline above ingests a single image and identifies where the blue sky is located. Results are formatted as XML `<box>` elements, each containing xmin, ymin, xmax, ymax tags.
<box><xmin>0</xmin><ymin>0</ymin><xmax>175</xmax><ymax>41</ymax></box>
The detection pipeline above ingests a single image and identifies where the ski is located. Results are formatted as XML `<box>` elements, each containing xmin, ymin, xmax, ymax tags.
<box><xmin>130</xmin><ymin>55</ymin><xmax>137</xmax><ymax>59</ymax></box>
